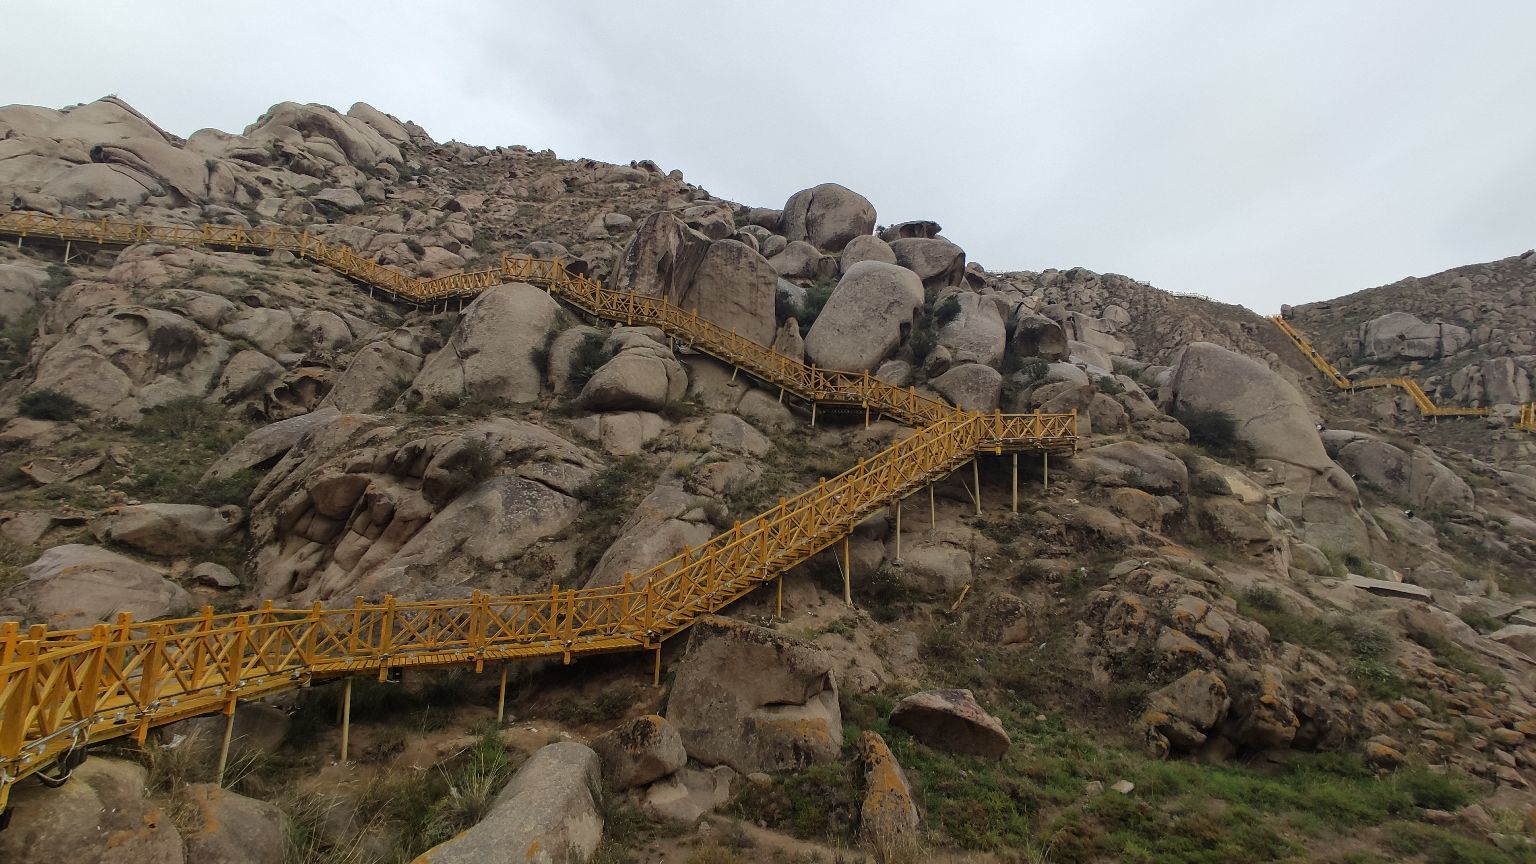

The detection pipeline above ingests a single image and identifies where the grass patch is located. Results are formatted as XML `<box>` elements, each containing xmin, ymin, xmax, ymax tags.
<box><xmin>767</xmin><ymin>694</ymin><xmax>1504</xmax><ymax>862</ymax></box>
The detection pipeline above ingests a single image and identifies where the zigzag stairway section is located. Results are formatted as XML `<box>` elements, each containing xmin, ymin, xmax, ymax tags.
<box><xmin>0</xmin><ymin>212</ymin><xmax>1077</xmax><ymax>810</ymax></box>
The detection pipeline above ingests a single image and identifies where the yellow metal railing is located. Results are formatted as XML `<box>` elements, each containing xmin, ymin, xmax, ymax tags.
<box><xmin>1269</xmin><ymin>315</ymin><xmax>1527</xmax><ymax>422</ymax></box>
<box><xmin>0</xmin><ymin>212</ymin><xmax>1077</xmax><ymax>806</ymax></box>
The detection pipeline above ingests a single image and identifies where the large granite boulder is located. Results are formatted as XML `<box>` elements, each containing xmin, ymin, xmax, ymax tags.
<box><xmin>839</xmin><ymin>235</ymin><xmax>896</xmax><ymax>270</ymax></box>
<box><xmin>936</xmin><ymin>292</ymin><xmax>1005</xmax><ymax>367</ymax></box>
<box><xmin>411</xmin><ymin>742</ymin><xmax>602</xmax><ymax>864</ymax></box>
<box><xmin>178</xmin><ymin>784</ymin><xmax>288</xmax><ymax>864</ymax></box>
<box><xmin>0</xmin><ymin>759</ymin><xmax>184</xmax><ymax>864</ymax></box>
<box><xmin>90</xmin><ymin>503</ymin><xmax>243</xmax><ymax>556</ymax></box>
<box><xmin>930</xmin><ymin>363</ymin><xmax>1002</xmax><ymax>412</ymax></box>
<box><xmin>804</xmin><ymin>261</ymin><xmax>924</xmax><ymax>371</ymax></box>
<box><xmin>890</xmin><ymin>237</ymin><xmax>965</xmax><ymax>290</ymax></box>
<box><xmin>577</xmin><ymin>330</ymin><xmax>687</xmax><ymax>412</ymax></box>
<box><xmin>665</xmin><ymin>616</ymin><xmax>842</xmax><ymax>773</ymax></box>
<box><xmin>408</xmin><ymin>283</ymin><xmax>560</xmax><ymax>406</ymax></box>
<box><xmin>591</xmin><ymin>714</ymin><xmax>688</xmax><ymax>791</ymax></box>
<box><xmin>5</xmin><ymin>544</ymin><xmax>191</xmax><ymax>628</ymax></box>
<box><xmin>781</xmin><ymin>183</ymin><xmax>876</xmax><ymax>251</ymax></box>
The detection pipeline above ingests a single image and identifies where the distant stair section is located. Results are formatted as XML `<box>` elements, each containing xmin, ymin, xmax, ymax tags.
<box><xmin>1270</xmin><ymin>314</ymin><xmax>1529</xmax><ymax>422</ymax></box>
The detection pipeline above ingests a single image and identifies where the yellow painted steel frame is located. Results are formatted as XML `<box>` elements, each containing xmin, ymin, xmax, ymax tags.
<box><xmin>1269</xmin><ymin>314</ymin><xmax>1530</xmax><ymax>422</ymax></box>
<box><xmin>0</xmin><ymin>212</ymin><xmax>1077</xmax><ymax>808</ymax></box>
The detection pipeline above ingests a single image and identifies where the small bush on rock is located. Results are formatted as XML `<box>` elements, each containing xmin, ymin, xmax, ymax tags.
<box><xmin>18</xmin><ymin>388</ymin><xmax>87</xmax><ymax>421</ymax></box>
<box><xmin>935</xmin><ymin>295</ymin><xmax>963</xmax><ymax>327</ymax></box>
<box><xmin>1173</xmin><ymin>404</ymin><xmax>1241</xmax><ymax>456</ymax></box>
<box><xmin>569</xmin><ymin>332</ymin><xmax>611</xmax><ymax>393</ymax></box>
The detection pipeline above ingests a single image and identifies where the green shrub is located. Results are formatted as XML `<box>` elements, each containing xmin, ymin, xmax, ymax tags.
<box><xmin>1015</xmin><ymin>356</ymin><xmax>1050</xmax><ymax>383</ymax></box>
<box><xmin>934</xmin><ymin>295</ymin><xmax>963</xmax><ymax>327</ymax></box>
<box><xmin>796</xmin><ymin>278</ymin><xmax>837</xmax><ymax>336</ymax></box>
<box><xmin>568</xmin><ymin>332</ymin><xmax>611</xmax><ymax>393</ymax></box>
<box><xmin>1172</xmin><ymin>404</ymin><xmax>1241</xmax><ymax>456</ymax></box>
<box><xmin>1096</xmin><ymin>375</ymin><xmax>1125</xmax><ymax>396</ymax></box>
<box><xmin>18</xmin><ymin>388</ymin><xmax>87</xmax><ymax>421</ymax></box>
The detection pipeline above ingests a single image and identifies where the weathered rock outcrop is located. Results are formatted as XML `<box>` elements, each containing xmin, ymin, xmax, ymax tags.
<box><xmin>889</xmin><ymin>689</ymin><xmax>1010</xmax><ymax>759</ymax></box>
<box><xmin>248</xmin><ymin>415</ymin><xmax>592</xmax><ymax>601</ymax></box>
<box><xmin>591</xmin><ymin>714</ymin><xmax>688</xmax><ymax>791</ymax></box>
<box><xmin>1358</xmin><ymin>311</ymin><xmax>1469</xmax><ymax>361</ymax></box>
<box><xmin>91</xmin><ymin>503</ymin><xmax>243</xmax><ymax>556</ymax></box>
<box><xmin>804</xmin><ymin>261</ymin><xmax>924</xmax><ymax>371</ymax></box>
<box><xmin>412</xmin><ymin>742</ymin><xmax>602</xmax><ymax>864</ymax></box>
<box><xmin>666</xmin><ymin>615</ymin><xmax>842</xmax><ymax>773</ymax></box>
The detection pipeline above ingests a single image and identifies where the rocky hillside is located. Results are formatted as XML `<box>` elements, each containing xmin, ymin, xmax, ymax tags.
<box><xmin>1290</xmin><ymin>251</ymin><xmax>1536</xmax><ymax>412</ymax></box>
<box><xmin>1</xmin><ymin>96</ymin><xmax>1535</xmax><ymax>864</ymax></box>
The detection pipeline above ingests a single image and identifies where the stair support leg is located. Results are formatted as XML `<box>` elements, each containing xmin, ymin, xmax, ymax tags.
<box><xmin>929</xmin><ymin>483</ymin><xmax>936</xmax><ymax>528</ymax></box>
<box><xmin>842</xmin><ymin>535</ymin><xmax>852</xmax><ymax>606</ymax></box>
<box><xmin>1043</xmin><ymin>452</ymin><xmax>1050</xmax><ymax>491</ymax></box>
<box><xmin>895</xmin><ymin>499</ymin><xmax>902</xmax><ymax>562</ymax></box>
<box><xmin>339</xmin><ymin>678</ymin><xmax>353</xmax><ymax>763</ymax></box>
<box><xmin>1011</xmin><ymin>453</ymin><xmax>1019</xmax><ymax>513</ymax></box>
<box><xmin>215</xmin><ymin>699</ymin><xmax>237</xmax><ymax>786</ymax></box>
<box><xmin>972</xmin><ymin>459</ymin><xmax>981</xmax><ymax>515</ymax></box>
<box><xmin>496</xmin><ymin>664</ymin><xmax>509</xmax><ymax>724</ymax></box>
<box><xmin>653</xmin><ymin>645</ymin><xmax>662</xmax><ymax>688</ymax></box>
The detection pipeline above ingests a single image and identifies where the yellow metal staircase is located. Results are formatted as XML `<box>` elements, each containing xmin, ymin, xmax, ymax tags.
<box><xmin>0</xmin><ymin>212</ymin><xmax>1077</xmax><ymax>809</ymax></box>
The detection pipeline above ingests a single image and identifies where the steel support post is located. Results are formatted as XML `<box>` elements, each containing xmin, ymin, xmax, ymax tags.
<box><xmin>776</xmin><ymin>575</ymin><xmax>784</xmax><ymax>619</ymax></box>
<box><xmin>653</xmin><ymin>646</ymin><xmax>663</xmax><ymax>688</ymax></box>
<box><xmin>842</xmin><ymin>535</ymin><xmax>852</xmax><ymax>606</ymax></box>
<box><xmin>496</xmin><ymin>664</ymin><xmax>509</xmax><ymax>724</ymax></box>
<box><xmin>973</xmin><ymin>458</ymin><xmax>982</xmax><ymax>514</ymax></box>
<box><xmin>215</xmin><ymin>701</ymin><xmax>237</xmax><ymax>785</ymax></box>
<box><xmin>1011</xmin><ymin>453</ymin><xmax>1019</xmax><ymax>513</ymax></box>
<box><xmin>894</xmin><ymin>498</ymin><xmax>902</xmax><ymax>562</ymax></box>
<box><xmin>929</xmin><ymin>483</ymin><xmax>936</xmax><ymax>528</ymax></box>
<box><xmin>811</xmin><ymin>402</ymin><xmax>817</xmax><ymax>428</ymax></box>
<box><xmin>339</xmin><ymin>678</ymin><xmax>353</xmax><ymax>762</ymax></box>
<box><xmin>1043</xmin><ymin>451</ymin><xmax>1050</xmax><ymax>491</ymax></box>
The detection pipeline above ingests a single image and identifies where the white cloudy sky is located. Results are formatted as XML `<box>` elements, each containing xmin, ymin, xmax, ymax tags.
<box><xmin>5</xmin><ymin>1</ymin><xmax>1535</xmax><ymax>310</ymax></box>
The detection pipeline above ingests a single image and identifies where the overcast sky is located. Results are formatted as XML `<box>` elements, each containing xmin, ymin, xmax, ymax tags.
<box><xmin>5</xmin><ymin>1</ymin><xmax>1534</xmax><ymax>310</ymax></box>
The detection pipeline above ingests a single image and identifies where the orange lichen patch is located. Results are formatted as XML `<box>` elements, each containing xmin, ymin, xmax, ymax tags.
<box><xmin>857</xmin><ymin>730</ymin><xmax>919</xmax><ymax>857</ymax></box>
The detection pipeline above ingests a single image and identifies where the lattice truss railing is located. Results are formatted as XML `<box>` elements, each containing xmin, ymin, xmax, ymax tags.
<box><xmin>0</xmin><ymin>211</ymin><xmax>1078</xmax><ymax>804</ymax></box>
<box><xmin>1270</xmin><ymin>314</ymin><xmax>1528</xmax><ymax>420</ymax></box>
